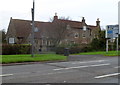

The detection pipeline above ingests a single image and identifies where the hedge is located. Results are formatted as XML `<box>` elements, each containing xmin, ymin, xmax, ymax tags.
<box><xmin>55</xmin><ymin>47</ymin><xmax>65</xmax><ymax>54</ymax></box>
<box><xmin>2</xmin><ymin>44</ymin><xmax>31</xmax><ymax>55</ymax></box>
<box><xmin>55</xmin><ymin>46</ymin><xmax>93</xmax><ymax>54</ymax></box>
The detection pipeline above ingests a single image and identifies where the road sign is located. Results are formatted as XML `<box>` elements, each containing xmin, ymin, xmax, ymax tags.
<box><xmin>107</xmin><ymin>30</ymin><xmax>113</xmax><ymax>34</ymax></box>
<box><xmin>107</xmin><ymin>30</ymin><xmax>113</xmax><ymax>38</ymax></box>
<box><xmin>113</xmin><ymin>25</ymin><xmax>119</xmax><ymax>38</ymax></box>
<box><xmin>106</xmin><ymin>25</ymin><xmax>119</xmax><ymax>39</ymax></box>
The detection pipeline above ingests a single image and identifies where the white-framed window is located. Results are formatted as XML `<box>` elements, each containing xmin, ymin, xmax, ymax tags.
<box><xmin>42</xmin><ymin>39</ymin><xmax>46</xmax><ymax>45</ymax></box>
<box><xmin>74</xmin><ymin>33</ymin><xmax>79</xmax><ymax>38</ymax></box>
<box><xmin>9</xmin><ymin>38</ymin><xmax>15</xmax><ymax>44</ymax></box>
<box><xmin>82</xmin><ymin>34</ymin><xmax>86</xmax><ymax>38</ymax></box>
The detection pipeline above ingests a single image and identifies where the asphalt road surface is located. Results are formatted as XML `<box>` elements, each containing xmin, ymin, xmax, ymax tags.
<box><xmin>2</xmin><ymin>55</ymin><xmax>119</xmax><ymax>84</ymax></box>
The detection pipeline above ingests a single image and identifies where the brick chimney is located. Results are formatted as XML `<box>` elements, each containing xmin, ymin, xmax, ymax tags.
<box><xmin>96</xmin><ymin>18</ymin><xmax>100</xmax><ymax>26</ymax></box>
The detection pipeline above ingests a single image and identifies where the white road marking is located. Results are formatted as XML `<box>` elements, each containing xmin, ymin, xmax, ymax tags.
<box><xmin>49</xmin><ymin>60</ymin><xmax>107</xmax><ymax>65</ymax></box>
<box><xmin>63</xmin><ymin>81</ymin><xmax>67</xmax><ymax>83</ymax></box>
<box><xmin>47</xmin><ymin>72</ymin><xmax>63</xmax><ymax>75</ymax></box>
<box><xmin>0</xmin><ymin>74</ymin><xmax>13</xmax><ymax>77</ymax></box>
<box><xmin>46</xmin><ymin>70</ymin><xmax>75</xmax><ymax>75</ymax></box>
<box><xmin>53</xmin><ymin>63</ymin><xmax>110</xmax><ymax>71</ymax></box>
<box><xmin>72</xmin><ymin>60</ymin><xmax>107</xmax><ymax>64</ymax></box>
<box><xmin>48</xmin><ymin>62</ymin><xmax>69</xmax><ymax>64</ymax></box>
<box><xmin>95</xmin><ymin>73</ymin><xmax>120</xmax><ymax>79</ymax></box>
<box><xmin>114</xmin><ymin>66</ymin><xmax>120</xmax><ymax>68</ymax></box>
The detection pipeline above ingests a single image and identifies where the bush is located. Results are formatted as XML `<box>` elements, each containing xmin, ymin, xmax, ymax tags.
<box><xmin>81</xmin><ymin>47</ymin><xmax>94</xmax><ymax>52</ymax></box>
<box><xmin>90</xmin><ymin>38</ymin><xmax>105</xmax><ymax>51</ymax></box>
<box><xmin>55</xmin><ymin>47</ymin><xmax>65</xmax><ymax>54</ymax></box>
<box><xmin>69</xmin><ymin>47</ymin><xmax>82</xmax><ymax>54</ymax></box>
<box><xmin>55</xmin><ymin>46</ymin><xmax>93</xmax><ymax>54</ymax></box>
<box><xmin>2</xmin><ymin>44</ymin><xmax>31</xmax><ymax>55</ymax></box>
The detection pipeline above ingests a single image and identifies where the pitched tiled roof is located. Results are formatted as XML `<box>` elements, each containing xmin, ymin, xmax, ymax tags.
<box><xmin>56</xmin><ymin>19</ymin><xmax>99</xmax><ymax>29</ymax></box>
<box><xmin>58</xmin><ymin>19</ymin><xmax>83</xmax><ymax>28</ymax></box>
<box><xmin>9</xmin><ymin>18</ymin><xmax>99</xmax><ymax>40</ymax></box>
<box><xmin>34</xmin><ymin>22</ymin><xmax>52</xmax><ymax>39</ymax></box>
<box><xmin>11</xmin><ymin>19</ymin><xmax>51</xmax><ymax>39</ymax></box>
<box><xmin>11</xmin><ymin>19</ymin><xmax>32</xmax><ymax>38</ymax></box>
<box><xmin>87</xmin><ymin>25</ymin><xmax>98</xmax><ymax>29</ymax></box>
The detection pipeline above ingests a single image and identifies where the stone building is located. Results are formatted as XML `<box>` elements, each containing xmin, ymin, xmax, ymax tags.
<box><xmin>6</xmin><ymin>14</ymin><xmax>101</xmax><ymax>52</ymax></box>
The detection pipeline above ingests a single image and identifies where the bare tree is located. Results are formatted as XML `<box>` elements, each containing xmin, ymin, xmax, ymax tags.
<box><xmin>47</xmin><ymin>17</ymin><xmax>72</xmax><ymax>47</ymax></box>
<box><xmin>0</xmin><ymin>29</ymin><xmax>6</xmax><ymax>44</ymax></box>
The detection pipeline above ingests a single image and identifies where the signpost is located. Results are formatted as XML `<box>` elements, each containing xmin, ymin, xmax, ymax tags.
<box><xmin>106</xmin><ymin>25</ymin><xmax>119</xmax><ymax>53</ymax></box>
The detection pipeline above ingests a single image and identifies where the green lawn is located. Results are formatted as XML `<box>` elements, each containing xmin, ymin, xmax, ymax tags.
<box><xmin>1</xmin><ymin>54</ymin><xmax>67</xmax><ymax>64</ymax></box>
<box><xmin>73</xmin><ymin>51</ymin><xmax>120</xmax><ymax>56</ymax></box>
<box><xmin>1</xmin><ymin>51</ymin><xmax>119</xmax><ymax>64</ymax></box>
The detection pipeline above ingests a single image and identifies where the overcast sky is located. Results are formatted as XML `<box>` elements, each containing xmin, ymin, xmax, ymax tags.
<box><xmin>0</xmin><ymin>0</ymin><xmax>119</xmax><ymax>31</ymax></box>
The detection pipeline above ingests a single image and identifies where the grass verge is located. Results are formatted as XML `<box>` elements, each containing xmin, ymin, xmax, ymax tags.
<box><xmin>1</xmin><ymin>54</ymin><xmax>67</xmax><ymax>64</ymax></box>
<box><xmin>73</xmin><ymin>51</ymin><xmax>120</xmax><ymax>56</ymax></box>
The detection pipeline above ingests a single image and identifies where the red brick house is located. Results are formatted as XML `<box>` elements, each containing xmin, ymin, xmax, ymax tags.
<box><xmin>6</xmin><ymin>14</ymin><xmax>101</xmax><ymax>51</ymax></box>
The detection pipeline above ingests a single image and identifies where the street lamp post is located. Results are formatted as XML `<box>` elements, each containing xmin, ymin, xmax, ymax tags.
<box><xmin>31</xmin><ymin>0</ymin><xmax>35</xmax><ymax>57</ymax></box>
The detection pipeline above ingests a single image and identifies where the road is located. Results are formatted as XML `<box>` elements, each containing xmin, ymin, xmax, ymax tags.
<box><xmin>2</xmin><ymin>55</ymin><xmax>119</xmax><ymax>84</ymax></box>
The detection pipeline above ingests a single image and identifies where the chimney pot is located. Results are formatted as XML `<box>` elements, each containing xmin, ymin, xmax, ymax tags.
<box><xmin>82</xmin><ymin>17</ymin><xmax>85</xmax><ymax>23</ymax></box>
<box><xmin>54</xmin><ymin>12</ymin><xmax>58</xmax><ymax>20</ymax></box>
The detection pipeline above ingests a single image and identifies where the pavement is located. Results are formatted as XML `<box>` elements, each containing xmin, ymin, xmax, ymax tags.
<box><xmin>1</xmin><ymin>55</ymin><xmax>119</xmax><ymax>84</ymax></box>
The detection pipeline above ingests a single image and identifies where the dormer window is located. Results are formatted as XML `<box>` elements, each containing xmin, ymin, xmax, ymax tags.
<box><xmin>83</xmin><ymin>26</ymin><xmax>87</xmax><ymax>31</ymax></box>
